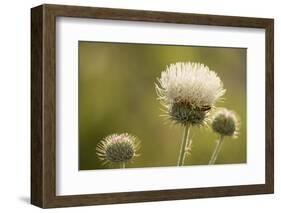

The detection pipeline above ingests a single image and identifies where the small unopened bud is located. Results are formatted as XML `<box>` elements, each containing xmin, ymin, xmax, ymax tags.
<box><xmin>211</xmin><ymin>108</ymin><xmax>239</xmax><ymax>137</ymax></box>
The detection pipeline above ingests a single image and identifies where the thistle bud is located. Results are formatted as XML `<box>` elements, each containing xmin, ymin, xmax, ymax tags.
<box><xmin>211</xmin><ymin>108</ymin><xmax>239</xmax><ymax>137</ymax></box>
<box><xmin>96</xmin><ymin>133</ymin><xmax>140</xmax><ymax>166</ymax></box>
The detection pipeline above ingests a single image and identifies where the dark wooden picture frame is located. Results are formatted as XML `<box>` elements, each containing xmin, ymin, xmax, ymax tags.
<box><xmin>31</xmin><ymin>4</ymin><xmax>274</xmax><ymax>208</ymax></box>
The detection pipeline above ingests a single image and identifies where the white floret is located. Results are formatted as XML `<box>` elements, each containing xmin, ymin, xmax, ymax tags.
<box><xmin>156</xmin><ymin>62</ymin><xmax>225</xmax><ymax>108</ymax></box>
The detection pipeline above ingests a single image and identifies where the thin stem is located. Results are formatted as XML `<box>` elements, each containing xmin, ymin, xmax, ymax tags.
<box><xmin>182</xmin><ymin>139</ymin><xmax>193</xmax><ymax>165</ymax></box>
<box><xmin>120</xmin><ymin>162</ymin><xmax>126</xmax><ymax>169</ymax></box>
<box><xmin>209</xmin><ymin>135</ymin><xmax>225</xmax><ymax>165</ymax></box>
<box><xmin>177</xmin><ymin>124</ymin><xmax>191</xmax><ymax>166</ymax></box>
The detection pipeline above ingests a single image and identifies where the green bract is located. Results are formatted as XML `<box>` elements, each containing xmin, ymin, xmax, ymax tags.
<box><xmin>169</xmin><ymin>102</ymin><xmax>209</xmax><ymax>125</ymax></box>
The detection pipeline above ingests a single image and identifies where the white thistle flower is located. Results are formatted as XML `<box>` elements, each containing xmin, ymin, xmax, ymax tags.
<box><xmin>156</xmin><ymin>62</ymin><xmax>225</xmax><ymax>108</ymax></box>
<box><xmin>96</xmin><ymin>133</ymin><xmax>140</xmax><ymax>167</ymax></box>
<box><xmin>155</xmin><ymin>62</ymin><xmax>226</xmax><ymax>125</ymax></box>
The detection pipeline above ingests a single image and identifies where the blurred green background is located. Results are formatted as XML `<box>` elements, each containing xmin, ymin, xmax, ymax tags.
<box><xmin>79</xmin><ymin>41</ymin><xmax>246</xmax><ymax>170</ymax></box>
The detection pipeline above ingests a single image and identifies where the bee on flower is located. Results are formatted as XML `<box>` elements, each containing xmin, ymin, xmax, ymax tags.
<box><xmin>155</xmin><ymin>62</ymin><xmax>226</xmax><ymax>126</ymax></box>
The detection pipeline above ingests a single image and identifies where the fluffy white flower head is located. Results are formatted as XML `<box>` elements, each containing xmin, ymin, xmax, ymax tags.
<box><xmin>156</xmin><ymin>62</ymin><xmax>225</xmax><ymax>108</ymax></box>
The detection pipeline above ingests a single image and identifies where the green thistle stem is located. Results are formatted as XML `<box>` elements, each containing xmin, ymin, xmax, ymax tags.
<box><xmin>121</xmin><ymin>162</ymin><xmax>126</xmax><ymax>169</ymax></box>
<box><xmin>182</xmin><ymin>139</ymin><xmax>193</xmax><ymax>165</ymax></box>
<box><xmin>209</xmin><ymin>135</ymin><xmax>224</xmax><ymax>165</ymax></box>
<box><xmin>177</xmin><ymin>124</ymin><xmax>191</xmax><ymax>166</ymax></box>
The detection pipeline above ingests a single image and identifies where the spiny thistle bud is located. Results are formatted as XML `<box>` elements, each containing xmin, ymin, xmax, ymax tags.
<box><xmin>96</xmin><ymin>133</ymin><xmax>140</xmax><ymax>166</ymax></box>
<box><xmin>211</xmin><ymin>108</ymin><xmax>239</xmax><ymax>137</ymax></box>
<box><xmin>155</xmin><ymin>62</ymin><xmax>225</xmax><ymax>126</ymax></box>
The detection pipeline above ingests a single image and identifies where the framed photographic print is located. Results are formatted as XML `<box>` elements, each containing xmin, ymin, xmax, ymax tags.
<box><xmin>31</xmin><ymin>4</ymin><xmax>274</xmax><ymax>208</ymax></box>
